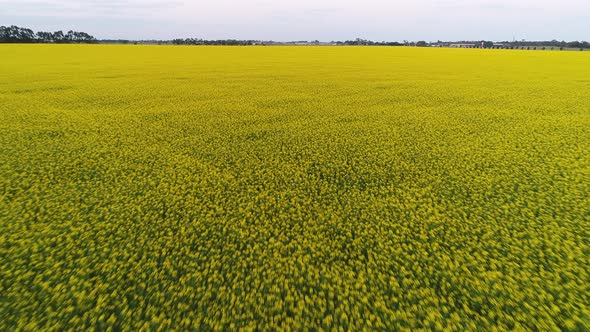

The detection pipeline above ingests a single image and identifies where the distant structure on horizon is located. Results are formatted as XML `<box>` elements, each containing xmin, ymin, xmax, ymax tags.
<box><xmin>449</xmin><ymin>43</ymin><xmax>476</xmax><ymax>48</ymax></box>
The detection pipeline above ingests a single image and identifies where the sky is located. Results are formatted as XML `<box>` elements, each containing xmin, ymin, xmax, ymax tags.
<box><xmin>1</xmin><ymin>0</ymin><xmax>589</xmax><ymax>41</ymax></box>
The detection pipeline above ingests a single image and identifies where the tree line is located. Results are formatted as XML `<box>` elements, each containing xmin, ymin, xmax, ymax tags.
<box><xmin>172</xmin><ymin>38</ymin><xmax>260</xmax><ymax>45</ymax></box>
<box><xmin>434</xmin><ymin>39</ymin><xmax>589</xmax><ymax>49</ymax></box>
<box><xmin>336</xmin><ymin>38</ymin><xmax>403</xmax><ymax>46</ymax></box>
<box><xmin>507</xmin><ymin>40</ymin><xmax>589</xmax><ymax>49</ymax></box>
<box><xmin>0</xmin><ymin>25</ymin><xmax>97</xmax><ymax>43</ymax></box>
<box><xmin>171</xmin><ymin>37</ymin><xmax>405</xmax><ymax>46</ymax></box>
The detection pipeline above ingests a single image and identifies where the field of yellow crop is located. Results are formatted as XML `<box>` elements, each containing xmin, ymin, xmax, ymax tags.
<box><xmin>1</xmin><ymin>44</ymin><xmax>589</xmax><ymax>330</ymax></box>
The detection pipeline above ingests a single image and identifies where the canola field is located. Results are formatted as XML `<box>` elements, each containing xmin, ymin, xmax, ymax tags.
<box><xmin>1</xmin><ymin>45</ymin><xmax>589</xmax><ymax>330</ymax></box>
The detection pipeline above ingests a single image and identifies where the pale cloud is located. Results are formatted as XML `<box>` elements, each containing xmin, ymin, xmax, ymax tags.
<box><xmin>0</xmin><ymin>0</ymin><xmax>588</xmax><ymax>41</ymax></box>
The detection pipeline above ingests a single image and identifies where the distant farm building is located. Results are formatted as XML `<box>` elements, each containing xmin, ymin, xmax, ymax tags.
<box><xmin>450</xmin><ymin>43</ymin><xmax>476</xmax><ymax>48</ymax></box>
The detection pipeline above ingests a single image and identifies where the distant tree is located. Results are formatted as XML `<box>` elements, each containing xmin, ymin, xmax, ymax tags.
<box><xmin>482</xmin><ymin>41</ymin><xmax>494</xmax><ymax>48</ymax></box>
<box><xmin>36</xmin><ymin>31</ymin><xmax>53</xmax><ymax>43</ymax></box>
<box><xmin>21</xmin><ymin>27</ymin><xmax>36</xmax><ymax>42</ymax></box>
<box><xmin>0</xmin><ymin>26</ymin><xmax>8</xmax><ymax>42</ymax></box>
<box><xmin>355</xmin><ymin>38</ymin><xmax>367</xmax><ymax>45</ymax></box>
<box><xmin>416</xmin><ymin>40</ymin><xmax>427</xmax><ymax>47</ymax></box>
<box><xmin>53</xmin><ymin>30</ymin><xmax>65</xmax><ymax>43</ymax></box>
<box><xmin>64</xmin><ymin>30</ymin><xmax>74</xmax><ymax>42</ymax></box>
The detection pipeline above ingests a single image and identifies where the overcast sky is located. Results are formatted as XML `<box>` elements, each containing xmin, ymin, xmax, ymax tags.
<box><xmin>1</xmin><ymin>0</ymin><xmax>589</xmax><ymax>41</ymax></box>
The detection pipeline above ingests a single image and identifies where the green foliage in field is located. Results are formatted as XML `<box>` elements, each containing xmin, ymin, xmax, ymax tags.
<box><xmin>1</xmin><ymin>45</ymin><xmax>589</xmax><ymax>330</ymax></box>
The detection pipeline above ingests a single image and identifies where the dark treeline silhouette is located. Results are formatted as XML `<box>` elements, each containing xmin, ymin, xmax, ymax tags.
<box><xmin>326</xmin><ymin>38</ymin><xmax>403</xmax><ymax>46</ymax></box>
<box><xmin>0</xmin><ymin>25</ymin><xmax>97</xmax><ymax>43</ymax></box>
<box><xmin>169</xmin><ymin>37</ymin><xmax>588</xmax><ymax>48</ymax></box>
<box><xmin>172</xmin><ymin>38</ymin><xmax>259</xmax><ymax>45</ymax></box>
<box><xmin>437</xmin><ymin>39</ymin><xmax>589</xmax><ymax>49</ymax></box>
<box><xmin>171</xmin><ymin>37</ymin><xmax>404</xmax><ymax>46</ymax></box>
<box><xmin>508</xmin><ymin>40</ymin><xmax>589</xmax><ymax>49</ymax></box>
<box><xmin>336</xmin><ymin>38</ymin><xmax>403</xmax><ymax>46</ymax></box>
